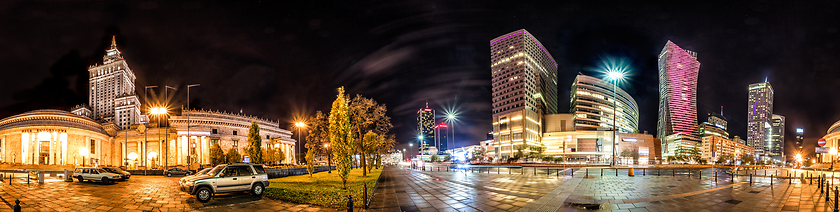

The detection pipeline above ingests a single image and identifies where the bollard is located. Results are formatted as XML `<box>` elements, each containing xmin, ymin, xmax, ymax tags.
<box><xmin>601</xmin><ymin>168</ymin><xmax>603</xmax><ymax>176</ymax></box>
<box><xmin>534</xmin><ymin>167</ymin><xmax>536</xmax><ymax>175</ymax></box>
<box><xmin>771</xmin><ymin>175</ymin><xmax>773</xmax><ymax>187</ymax></box>
<box><xmin>688</xmin><ymin>169</ymin><xmax>691</xmax><ymax>178</ymax></box>
<box><xmin>834</xmin><ymin>187</ymin><xmax>838</xmax><ymax>212</ymax></box>
<box><xmin>828</xmin><ymin>182</ymin><xmax>831</xmax><ymax>201</ymax></box>
<box><xmin>715</xmin><ymin>171</ymin><xmax>717</xmax><ymax>182</ymax></box>
<box><xmin>26</xmin><ymin>172</ymin><xmax>29</xmax><ymax>185</ymax></box>
<box><xmin>643</xmin><ymin>169</ymin><xmax>646</xmax><ymax>176</ymax></box>
<box><xmin>547</xmin><ymin>168</ymin><xmax>549</xmax><ymax>176</ymax></box>
<box><xmin>789</xmin><ymin>174</ymin><xmax>791</xmax><ymax>184</ymax></box>
<box><xmin>521</xmin><ymin>168</ymin><xmax>523</xmax><ymax>175</ymax></box>
<box><xmin>572</xmin><ymin>169</ymin><xmax>574</xmax><ymax>177</ymax></box>
<box><xmin>629</xmin><ymin>168</ymin><xmax>634</xmax><ymax>177</ymax></box>
<box><xmin>585</xmin><ymin>168</ymin><xmax>588</xmax><ymax>177</ymax></box>
<box><xmin>363</xmin><ymin>183</ymin><xmax>368</xmax><ymax>209</ymax></box>
<box><xmin>14</xmin><ymin>200</ymin><xmax>20</xmax><ymax>212</ymax></box>
<box><xmin>347</xmin><ymin>195</ymin><xmax>354</xmax><ymax>212</ymax></box>
<box><xmin>699</xmin><ymin>171</ymin><xmax>701</xmax><ymax>179</ymax></box>
<box><xmin>750</xmin><ymin>174</ymin><xmax>752</xmax><ymax>185</ymax></box>
<box><xmin>673</xmin><ymin>169</ymin><xmax>675</xmax><ymax>177</ymax></box>
<box><xmin>658</xmin><ymin>169</ymin><xmax>661</xmax><ymax>176</ymax></box>
<box><xmin>498</xmin><ymin>167</ymin><xmax>500</xmax><ymax>174</ymax></box>
<box><xmin>616</xmin><ymin>169</ymin><xmax>618</xmax><ymax>176</ymax></box>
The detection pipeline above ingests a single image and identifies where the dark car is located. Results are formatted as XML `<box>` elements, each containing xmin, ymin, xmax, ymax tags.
<box><xmin>102</xmin><ymin>167</ymin><xmax>131</xmax><ymax>180</ymax></box>
<box><xmin>165</xmin><ymin>168</ymin><xmax>192</xmax><ymax>177</ymax></box>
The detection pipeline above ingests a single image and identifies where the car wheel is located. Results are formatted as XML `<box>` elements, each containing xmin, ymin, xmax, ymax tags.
<box><xmin>196</xmin><ymin>187</ymin><xmax>212</xmax><ymax>203</ymax></box>
<box><xmin>102</xmin><ymin>177</ymin><xmax>109</xmax><ymax>184</ymax></box>
<box><xmin>251</xmin><ymin>183</ymin><xmax>264</xmax><ymax>196</ymax></box>
<box><xmin>167</xmin><ymin>173</ymin><xmax>172</xmax><ymax>177</ymax></box>
<box><xmin>76</xmin><ymin>176</ymin><xmax>84</xmax><ymax>182</ymax></box>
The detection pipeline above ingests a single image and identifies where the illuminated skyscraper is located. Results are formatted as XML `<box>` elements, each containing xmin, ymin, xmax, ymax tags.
<box><xmin>417</xmin><ymin>102</ymin><xmax>435</xmax><ymax>152</ymax></box>
<box><xmin>434</xmin><ymin>123</ymin><xmax>449</xmax><ymax>152</ymax></box>
<box><xmin>770</xmin><ymin>114</ymin><xmax>785</xmax><ymax>162</ymax></box>
<box><xmin>571</xmin><ymin>74</ymin><xmax>639</xmax><ymax>133</ymax></box>
<box><xmin>657</xmin><ymin>41</ymin><xmax>701</xmax><ymax>157</ymax></box>
<box><xmin>490</xmin><ymin>29</ymin><xmax>558</xmax><ymax>159</ymax></box>
<box><xmin>796</xmin><ymin>128</ymin><xmax>804</xmax><ymax>149</ymax></box>
<box><xmin>85</xmin><ymin>36</ymin><xmax>142</xmax><ymax>130</ymax></box>
<box><xmin>747</xmin><ymin>81</ymin><xmax>774</xmax><ymax>159</ymax></box>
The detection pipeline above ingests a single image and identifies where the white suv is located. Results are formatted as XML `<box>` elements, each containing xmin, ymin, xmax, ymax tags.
<box><xmin>73</xmin><ymin>167</ymin><xmax>121</xmax><ymax>184</ymax></box>
<box><xmin>179</xmin><ymin>163</ymin><xmax>269</xmax><ymax>202</ymax></box>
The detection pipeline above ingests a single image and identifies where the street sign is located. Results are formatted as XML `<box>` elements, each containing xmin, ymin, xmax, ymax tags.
<box><xmin>816</xmin><ymin>147</ymin><xmax>829</xmax><ymax>153</ymax></box>
<box><xmin>819</xmin><ymin>138</ymin><xmax>827</xmax><ymax>147</ymax></box>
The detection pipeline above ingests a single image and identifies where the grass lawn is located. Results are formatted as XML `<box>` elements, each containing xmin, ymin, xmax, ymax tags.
<box><xmin>265</xmin><ymin>167</ymin><xmax>382</xmax><ymax>209</ymax></box>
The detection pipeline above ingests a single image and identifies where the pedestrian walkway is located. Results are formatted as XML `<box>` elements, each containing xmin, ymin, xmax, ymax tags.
<box><xmin>370</xmin><ymin>166</ymin><xmax>840</xmax><ymax>212</ymax></box>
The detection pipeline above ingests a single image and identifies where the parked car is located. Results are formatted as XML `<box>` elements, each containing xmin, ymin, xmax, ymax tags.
<box><xmin>179</xmin><ymin>168</ymin><xmax>213</xmax><ymax>185</ymax></box>
<box><xmin>72</xmin><ymin>167</ymin><xmax>121</xmax><ymax>184</ymax></box>
<box><xmin>179</xmin><ymin>163</ymin><xmax>269</xmax><ymax>203</ymax></box>
<box><xmin>102</xmin><ymin>167</ymin><xmax>131</xmax><ymax>180</ymax></box>
<box><xmin>165</xmin><ymin>168</ymin><xmax>192</xmax><ymax>177</ymax></box>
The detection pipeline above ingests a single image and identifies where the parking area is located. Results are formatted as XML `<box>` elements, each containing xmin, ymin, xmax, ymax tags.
<box><xmin>0</xmin><ymin>174</ymin><xmax>334</xmax><ymax>212</ymax></box>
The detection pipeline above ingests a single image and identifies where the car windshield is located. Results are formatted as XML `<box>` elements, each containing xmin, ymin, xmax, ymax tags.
<box><xmin>197</xmin><ymin>168</ymin><xmax>212</xmax><ymax>175</ymax></box>
<box><xmin>97</xmin><ymin>169</ymin><xmax>109</xmax><ymax>173</ymax></box>
<box><xmin>206</xmin><ymin>165</ymin><xmax>226</xmax><ymax>176</ymax></box>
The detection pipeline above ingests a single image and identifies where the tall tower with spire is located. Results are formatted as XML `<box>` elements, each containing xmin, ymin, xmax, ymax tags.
<box><xmin>87</xmin><ymin>36</ymin><xmax>142</xmax><ymax>129</ymax></box>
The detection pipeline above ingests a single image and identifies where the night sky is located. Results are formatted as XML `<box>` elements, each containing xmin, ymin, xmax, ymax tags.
<box><xmin>1</xmin><ymin>1</ymin><xmax>838</xmax><ymax>160</ymax></box>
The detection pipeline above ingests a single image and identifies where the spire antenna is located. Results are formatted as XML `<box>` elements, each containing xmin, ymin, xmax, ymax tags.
<box><xmin>425</xmin><ymin>100</ymin><xmax>428</xmax><ymax>108</ymax></box>
<box><xmin>110</xmin><ymin>35</ymin><xmax>117</xmax><ymax>49</ymax></box>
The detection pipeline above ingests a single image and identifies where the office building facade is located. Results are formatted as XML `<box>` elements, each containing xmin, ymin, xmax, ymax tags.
<box><xmin>747</xmin><ymin>81</ymin><xmax>774</xmax><ymax>158</ymax></box>
<box><xmin>657</xmin><ymin>41</ymin><xmax>701</xmax><ymax>156</ymax></box>
<box><xmin>490</xmin><ymin>29</ymin><xmax>558</xmax><ymax>159</ymax></box>
<box><xmin>417</xmin><ymin>103</ymin><xmax>435</xmax><ymax>153</ymax></box>
<box><xmin>702</xmin><ymin>135</ymin><xmax>754</xmax><ymax>163</ymax></box>
<box><xmin>770</xmin><ymin>114</ymin><xmax>785</xmax><ymax>162</ymax></box>
<box><xmin>571</xmin><ymin>74</ymin><xmax>639</xmax><ymax>133</ymax></box>
<box><xmin>86</xmin><ymin>36</ymin><xmax>143</xmax><ymax>130</ymax></box>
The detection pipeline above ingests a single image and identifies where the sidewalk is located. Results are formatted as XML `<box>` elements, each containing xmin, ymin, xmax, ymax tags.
<box><xmin>370</xmin><ymin>166</ymin><xmax>840</xmax><ymax>212</ymax></box>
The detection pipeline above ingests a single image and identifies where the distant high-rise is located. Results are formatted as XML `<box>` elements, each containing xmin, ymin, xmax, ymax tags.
<box><xmin>490</xmin><ymin>29</ymin><xmax>558</xmax><ymax>159</ymax></box>
<box><xmin>86</xmin><ymin>36</ymin><xmax>141</xmax><ymax>130</ymax></box>
<box><xmin>796</xmin><ymin>128</ymin><xmax>804</xmax><ymax>149</ymax></box>
<box><xmin>417</xmin><ymin>102</ymin><xmax>435</xmax><ymax>152</ymax></box>
<box><xmin>708</xmin><ymin>111</ymin><xmax>727</xmax><ymax>131</ymax></box>
<box><xmin>747</xmin><ymin>81</ymin><xmax>774</xmax><ymax>159</ymax></box>
<box><xmin>770</xmin><ymin>114</ymin><xmax>785</xmax><ymax>162</ymax></box>
<box><xmin>434</xmin><ymin>122</ymin><xmax>449</xmax><ymax>153</ymax></box>
<box><xmin>571</xmin><ymin>74</ymin><xmax>639</xmax><ymax>133</ymax></box>
<box><xmin>657</xmin><ymin>41</ymin><xmax>701</xmax><ymax>157</ymax></box>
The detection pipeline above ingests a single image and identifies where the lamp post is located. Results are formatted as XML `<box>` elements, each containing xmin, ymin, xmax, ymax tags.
<box><xmin>80</xmin><ymin>147</ymin><xmax>89</xmax><ymax>167</ymax></box>
<box><xmin>152</xmin><ymin>107</ymin><xmax>169</xmax><ymax>169</ymax></box>
<box><xmin>607</xmin><ymin>71</ymin><xmax>625</xmax><ymax>167</ymax></box>
<box><xmin>294</xmin><ymin>122</ymin><xmax>305</xmax><ymax>165</ymax></box>
<box><xmin>164</xmin><ymin>86</ymin><xmax>176</xmax><ymax>169</ymax></box>
<box><xmin>445</xmin><ymin>114</ymin><xmax>457</xmax><ymax>152</ymax></box>
<box><xmin>187</xmin><ymin>84</ymin><xmax>199</xmax><ymax>171</ymax></box>
<box><xmin>325</xmin><ymin>143</ymin><xmax>332</xmax><ymax>173</ymax></box>
<box><xmin>144</xmin><ymin>86</ymin><xmax>157</xmax><ymax>169</ymax></box>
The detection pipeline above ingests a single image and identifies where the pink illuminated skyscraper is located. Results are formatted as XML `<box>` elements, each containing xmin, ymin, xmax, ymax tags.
<box><xmin>657</xmin><ymin>41</ymin><xmax>701</xmax><ymax>157</ymax></box>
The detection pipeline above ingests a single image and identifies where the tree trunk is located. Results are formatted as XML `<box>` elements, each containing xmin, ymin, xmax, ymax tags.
<box><xmin>359</xmin><ymin>129</ymin><xmax>367</xmax><ymax>177</ymax></box>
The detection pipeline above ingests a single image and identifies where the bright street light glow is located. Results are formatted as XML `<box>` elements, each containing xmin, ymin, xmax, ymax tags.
<box><xmin>417</xmin><ymin>135</ymin><xmax>423</xmax><ymax>140</ymax></box>
<box><xmin>294</xmin><ymin>122</ymin><xmax>306</xmax><ymax>128</ymax></box>
<box><xmin>607</xmin><ymin>71</ymin><xmax>624</xmax><ymax>80</ymax></box>
<box><xmin>151</xmin><ymin>107</ymin><xmax>167</xmax><ymax>115</ymax></box>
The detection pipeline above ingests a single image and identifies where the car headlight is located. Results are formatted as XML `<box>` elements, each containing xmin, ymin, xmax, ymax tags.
<box><xmin>185</xmin><ymin>181</ymin><xmax>194</xmax><ymax>186</ymax></box>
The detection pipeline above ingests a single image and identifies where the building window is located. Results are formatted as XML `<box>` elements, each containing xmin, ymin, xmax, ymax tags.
<box><xmin>90</xmin><ymin>140</ymin><xmax>96</xmax><ymax>154</ymax></box>
<box><xmin>266</xmin><ymin>135</ymin><xmax>270</xmax><ymax>139</ymax></box>
<box><xmin>232</xmin><ymin>140</ymin><xmax>239</xmax><ymax>149</ymax></box>
<box><xmin>212</xmin><ymin>129</ymin><xmax>218</xmax><ymax>134</ymax></box>
<box><xmin>233</xmin><ymin>131</ymin><xmax>237</xmax><ymax>135</ymax></box>
<box><xmin>210</xmin><ymin>139</ymin><xmax>219</xmax><ymax>146</ymax></box>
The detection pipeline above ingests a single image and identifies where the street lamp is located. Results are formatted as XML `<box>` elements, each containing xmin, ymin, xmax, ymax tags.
<box><xmin>294</xmin><ymin>122</ymin><xmax>306</xmax><ymax>165</ymax></box>
<box><xmin>607</xmin><ymin>71</ymin><xmax>625</xmax><ymax>167</ymax></box>
<box><xmin>80</xmin><ymin>147</ymin><xmax>89</xmax><ymax>167</ymax></box>
<box><xmin>152</xmin><ymin>106</ymin><xmax>168</xmax><ymax>169</ymax></box>
<box><xmin>324</xmin><ymin>143</ymin><xmax>332</xmax><ymax>173</ymax></box>
<box><xmin>187</xmin><ymin>84</ymin><xmax>200</xmax><ymax>171</ymax></box>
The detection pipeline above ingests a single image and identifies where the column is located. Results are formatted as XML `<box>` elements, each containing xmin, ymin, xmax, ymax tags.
<box><xmin>61</xmin><ymin>134</ymin><xmax>67</xmax><ymax>165</ymax></box>
<box><xmin>121</xmin><ymin>141</ymin><xmax>127</xmax><ymax>166</ymax></box>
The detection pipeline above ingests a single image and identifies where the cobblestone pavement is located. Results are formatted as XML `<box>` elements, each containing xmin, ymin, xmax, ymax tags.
<box><xmin>0</xmin><ymin>174</ymin><xmax>334</xmax><ymax>212</ymax></box>
<box><xmin>369</xmin><ymin>166</ymin><xmax>840</xmax><ymax>212</ymax></box>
